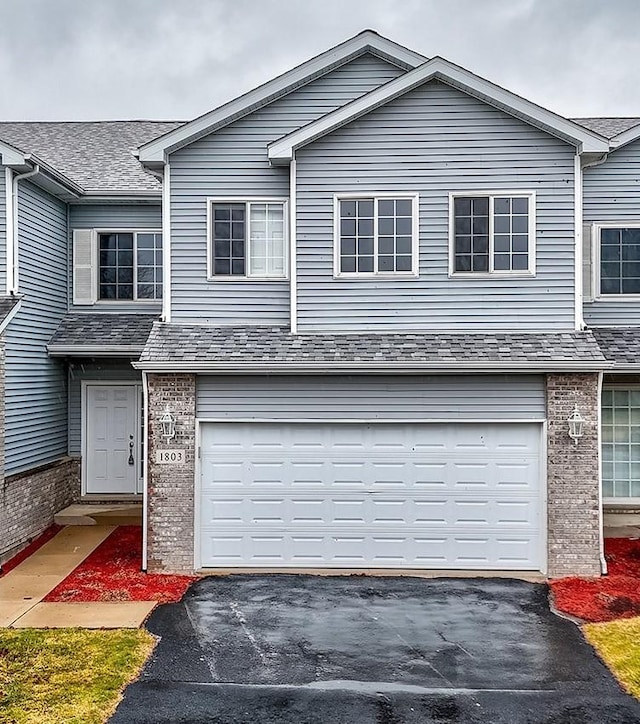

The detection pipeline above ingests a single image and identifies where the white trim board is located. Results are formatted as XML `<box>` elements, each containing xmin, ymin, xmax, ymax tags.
<box><xmin>138</xmin><ymin>30</ymin><xmax>426</xmax><ymax>165</ymax></box>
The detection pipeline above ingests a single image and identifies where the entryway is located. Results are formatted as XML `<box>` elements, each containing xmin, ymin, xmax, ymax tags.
<box><xmin>83</xmin><ymin>383</ymin><xmax>143</xmax><ymax>495</ymax></box>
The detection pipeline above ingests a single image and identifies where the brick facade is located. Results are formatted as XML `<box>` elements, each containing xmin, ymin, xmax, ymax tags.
<box><xmin>147</xmin><ymin>373</ymin><xmax>196</xmax><ymax>573</ymax></box>
<box><xmin>546</xmin><ymin>373</ymin><xmax>601</xmax><ymax>578</ymax></box>
<box><xmin>1</xmin><ymin>458</ymin><xmax>80</xmax><ymax>564</ymax></box>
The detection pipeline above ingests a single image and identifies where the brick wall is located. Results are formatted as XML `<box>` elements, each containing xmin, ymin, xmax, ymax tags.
<box><xmin>147</xmin><ymin>373</ymin><xmax>196</xmax><ymax>573</ymax></box>
<box><xmin>1</xmin><ymin>458</ymin><xmax>80</xmax><ymax>563</ymax></box>
<box><xmin>547</xmin><ymin>373</ymin><xmax>601</xmax><ymax>577</ymax></box>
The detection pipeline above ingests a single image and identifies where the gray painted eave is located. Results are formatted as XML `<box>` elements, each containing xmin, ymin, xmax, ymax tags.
<box><xmin>132</xmin><ymin>361</ymin><xmax>613</xmax><ymax>373</ymax></box>
<box><xmin>47</xmin><ymin>345</ymin><xmax>144</xmax><ymax>358</ymax></box>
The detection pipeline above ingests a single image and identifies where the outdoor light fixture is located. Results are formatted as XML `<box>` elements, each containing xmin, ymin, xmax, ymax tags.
<box><xmin>159</xmin><ymin>405</ymin><xmax>176</xmax><ymax>441</ymax></box>
<box><xmin>567</xmin><ymin>404</ymin><xmax>585</xmax><ymax>445</ymax></box>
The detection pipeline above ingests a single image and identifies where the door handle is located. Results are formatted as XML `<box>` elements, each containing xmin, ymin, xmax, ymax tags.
<box><xmin>128</xmin><ymin>436</ymin><xmax>135</xmax><ymax>466</ymax></box>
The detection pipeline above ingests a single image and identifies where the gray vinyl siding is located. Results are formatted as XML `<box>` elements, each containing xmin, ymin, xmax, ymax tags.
<box><xmin>169</xmin><ymin>53</ymin><xmax>405</xmax><ymax>324</ymax></box>
<box><xmin>583</xmin><ymin>138</ymin><xmax>640</xmax><ymax>325</ymax></box>
<box><xmin>296</xmin><ymin>80</ymin><xmax>577</xmax><ymax>332</ymax></box>
<box><xmin>67</xmin><ymin>359</ymin><xmax>140</xmax><ymax>456</ymax></box>
<box><xmin>0</xmin><ymin>168</ymin><xmax>6</xmax><ymax>293</ymax></box>
<box><xmin>5</xmin><ymin>181</ymin><xmax>68</xmax><ymax>474</ymax></box>
<box><xmin>196</xmin><ymin>374</ymin><xmax>546</xmax><ymax>420</ymax></box>
<box><xmin>69</xmin><ymin>203</ymin><xmax>162</xmax><ymax>314</ymax></box>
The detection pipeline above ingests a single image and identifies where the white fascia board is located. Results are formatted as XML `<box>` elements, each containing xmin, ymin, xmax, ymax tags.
<box><xmin>269</xmin><ymin>57</ymin><xmax>610</xmax><ymax>163</ymax></box>
<box><xmin>137</xmin><ymin>30</ymin><xmax>426</xmax><ymax>164</ymax></box>
<box><xmin>0</xmin><ymin>139</ymin><xmax>28</xmax><ymax>168</ymax></box>
<box><xmin>610</xmin><ymin>123</ymin><xmax>640</xmax><ymax>150</ymax></box>
<box><xmin>133</xmin><ymin>360</ymin><xmax>612</xmax><ymax>373</ymax></box>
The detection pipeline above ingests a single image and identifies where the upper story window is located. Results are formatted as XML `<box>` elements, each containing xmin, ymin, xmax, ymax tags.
<box><xmin>599</xmin><ymin>226</ymin><xmax>640</xmax><ymax>296</ymax></box>
<box><xmin>208</xmin><ymin>199</ymin><xmax>287</xmax><ymax>279</ymax></box>
<box><xmin>98</xmin><ymin>231</ymin><xmax>162</xmax><ymax>301</ymax></box>
<box><xmin>335</xmin><ymin>195</ymin><xmax>418</xmax><ymax>277</ymax></box>
<box><xmin>450</xmin><ymin>193</ymin><xmax>535</xmax><ymax>276</ymax></box>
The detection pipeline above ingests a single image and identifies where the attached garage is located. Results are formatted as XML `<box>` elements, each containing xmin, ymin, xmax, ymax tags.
<box><xmin>195</xmin><ymin>375</ymin><xmax>546</xmax><ymax>572</ymax></box>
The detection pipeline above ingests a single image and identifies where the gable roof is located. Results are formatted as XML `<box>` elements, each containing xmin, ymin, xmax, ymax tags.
<box><xmin>609</xmin><ymin>120</ymin><xmax>640</xmax><ymax>151</ymax></box>
<box><xmin>0</xmin><ymin>121</ymin><xmax>183</xmax><ymax>194</ymax></box>
<box><xmin>137</xmin><ymin>30</ymin><xmax>427</xmax><ymax>166</ymax></box>
<box><xmin>268</xmin><ymin>56</ymin><xmax>609</xmax><ymax>164</ymax></box>
<box><xmin>571</xmin><ymin>117</ymin><xmax>640</xmax><ymax>138</ymax></box>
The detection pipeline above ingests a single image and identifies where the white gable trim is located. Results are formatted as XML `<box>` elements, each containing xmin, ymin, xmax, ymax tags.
<box><xmin>610</xmin><ymin>123</ymin><xmax>640</xmax><ymax>150</ymax></box>
<box><xmin>268</xmin><ymin>57</ymin><xmax>610</xmax><ymax>164</ymax></box>
<box><xmin>137</xmin><ymin>30</ymin><xmax>426</xmax><ymax>164</ymax></box>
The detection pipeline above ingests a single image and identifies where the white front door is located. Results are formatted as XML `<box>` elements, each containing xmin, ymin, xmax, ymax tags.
<box><xmin>85</xmin><ymin>384</ymin><xmax>141</xmax><ymax>495</ymax></box>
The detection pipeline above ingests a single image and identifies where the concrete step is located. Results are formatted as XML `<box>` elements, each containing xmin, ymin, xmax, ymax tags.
<box><xmin>55</xmin><ymin>503</ymin><xmax>142</xmax><ymax>527</ymax></box>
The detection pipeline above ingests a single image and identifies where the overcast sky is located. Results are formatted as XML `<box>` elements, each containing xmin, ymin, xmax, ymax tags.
<box><xmin>0</xmin><ymin>0</ymin><xmax>638</xmax><ymax>121</ymax></box>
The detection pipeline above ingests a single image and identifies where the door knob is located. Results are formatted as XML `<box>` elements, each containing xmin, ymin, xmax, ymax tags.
<box><xmin>128</xmin><ymin>435</ymin><xmax>134</xmax><ymax>466</ymax></box>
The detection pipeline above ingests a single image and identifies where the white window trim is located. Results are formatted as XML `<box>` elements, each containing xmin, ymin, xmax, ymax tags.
<box><xmin>602</xmin><ymin>382</ymin><xmax>640</xmax><ymax>503</ymax></box>
<box><xmin>94</xmin><ymin>228</ymin><xmax>163</xmax><ymax>305</ymax></box>
<box><xmin>448</xmin><ymin>191</ymin><xmax>537</xmax><ymax>278</ymax></box>
<box><xmin>333</xmin><ymin>192</ymin><xmax>419</xmax><ymax>279</ymax></box>
<box><xmin>594</xmin><ymin>222</ymin><xmax>640</xmax><ymax>301</ymax></box>
<box><xmin>206</xmin><ymin>197</ymin><xmax>289</xmax><ymax>281</ymax></box>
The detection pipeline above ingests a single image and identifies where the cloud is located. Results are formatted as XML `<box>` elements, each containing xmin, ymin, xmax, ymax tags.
<box><xmin>0</xmin><ymin>0</ymin><xmax>638</xmax><ymax>120</ymax></box>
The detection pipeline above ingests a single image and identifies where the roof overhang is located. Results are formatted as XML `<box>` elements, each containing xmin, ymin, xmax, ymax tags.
<box><xmin>47</xmin><ymin>345</ymin><xmax>144</xmax><ymax>358</ymax></box>
<box><xmin>268</xmin><ymin>56</ymin><xmax>610</xmax><ymax>164</ymax></box>
<box><xmin>133</xmin><ymin>360</ymin><xmax>612</xmax><ymax>373</ymax></box>
<box><xmin>610</xmin><ymin>123</ymin><xmax>640</xmax><ymax>151</ymax></box>
<box><xmin>136</xmin><ymin>30</ymin><xmax>427</xmax><ymax>166</ymax></box>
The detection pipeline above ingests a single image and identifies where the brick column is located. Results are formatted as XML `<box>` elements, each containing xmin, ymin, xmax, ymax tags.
<box><xmin>546</xmin><ymin>373</ymin><xmax>601</xmax><ymax>578</ymax></box>
<box><xmin>147</xmin><ymin>373</ymin><xmax>196</xmax><ymax>573</ymax></box>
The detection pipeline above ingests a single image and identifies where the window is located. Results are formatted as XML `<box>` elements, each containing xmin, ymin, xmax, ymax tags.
<box><xmin>335</xmin><ymin>195</ymin><xmax>418</xmax><ymax>276</ymax></box>
<box><xmin>209</xmin><ymin>200</ymin><xmax>287</xmax><ymax>278</ymax></box>
<box><xmin>599</xmin><ymin>226</ymin><xmax>640</xmax><ymax>295</ymax></box>
<box><xmin>98</xmin><ymin>232</ymin><xmax>162</xmax><ymax>301</ymax></box>
<box><xmin>602</xmin><ymin>388</ymin><xmax>640</xmax><ymax>499</ymax></box>
<box><xmin>450</xmin><ymin>193</ymin><xmax>534</xmax><ymax>275</ymax></box>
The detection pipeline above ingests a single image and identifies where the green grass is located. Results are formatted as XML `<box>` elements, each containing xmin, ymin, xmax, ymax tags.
<box><xmin>584</xmin><ymin>617</ymin><xmax>640</xmax><ymax>699</ymax></box>
<box><xmin>0</xmin><ymin>628</ymin><xmax>155</xmax><ymax>724</ymax></box>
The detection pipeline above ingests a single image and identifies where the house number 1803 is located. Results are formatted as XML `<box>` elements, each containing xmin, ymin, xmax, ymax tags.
<box><xmin>155</xmin><ymin>449</ymin><xmax>186</xmax><ymax>465</ymax></box>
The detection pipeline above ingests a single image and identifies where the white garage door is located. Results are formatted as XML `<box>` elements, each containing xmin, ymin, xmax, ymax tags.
<box><xmin>198</xmin><ymin>422</ymin><xmax>544</xmax><ymax>571</ymax></box>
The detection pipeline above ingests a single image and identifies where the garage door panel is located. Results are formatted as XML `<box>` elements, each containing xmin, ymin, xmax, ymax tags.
<box><xmin>198</xmin><ymin>422</ymin><xmax>543</xmax><ymax>570</ymax></box>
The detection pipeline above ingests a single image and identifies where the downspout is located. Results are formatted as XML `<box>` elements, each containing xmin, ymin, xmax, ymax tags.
<box><xmin>289</xmin><ymin>155</ymin><xmax>297</xmax><ymax>334</ymax></box>
<box><xmin>9</xmin><ymin>163</ymin><xmax>40</xmax><ymax>294</ymax></box>
<box><xmin>5</xmin><ymin>168</ymin><xmax>13</xmax><ymax>295</ymax></box>
<box><xmin>574</xmin><ymin>153</ymin><xmax>584</xmax><ymax>330</ymax></box>
<box><xmin>597</xmin><ymin>370</ymin><xmax>608</xmax><ymax>574</ymax></box>
<box><xmin>141</xmin><ymin>370</ymin><xmax>149</xmax><ymax>572</ymax></box>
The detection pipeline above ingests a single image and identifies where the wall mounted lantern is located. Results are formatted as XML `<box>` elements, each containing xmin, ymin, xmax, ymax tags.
<box><xmin>159</xmin><ymin>405</ymin><xmax>176</xmax><ymax>441</ymax></box>
<box><xmin>567</xmin><ymin>404</ymin><xmax>585</xmax><ymax>445</ymax></box>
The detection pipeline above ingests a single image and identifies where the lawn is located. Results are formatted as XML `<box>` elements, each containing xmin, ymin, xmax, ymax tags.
<box><xmin>0</xmin><ymin>628</ymin><xmax>155</xmax><ymax>724</ymax></box>
<box><xmin>585</xmin><ymin>617</ymin><xmax>640</xmax><ymax>699</ymax></box>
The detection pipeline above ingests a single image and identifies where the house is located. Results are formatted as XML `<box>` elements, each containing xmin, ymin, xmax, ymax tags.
<box><xmin>1</xmin><ymin>30</ymin><xmax>639</xmax><ymax>578</ymax></box>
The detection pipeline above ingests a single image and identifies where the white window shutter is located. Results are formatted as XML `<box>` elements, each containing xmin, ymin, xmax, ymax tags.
<box><xmin>73</xmin><ymin>229</ymin><xmax>97</xmax><ymax>305</ymax></box>
<box><xmin>582</xmin><ymin>223</ymin><xmax>594</xmax><ymax>303</ymax></box>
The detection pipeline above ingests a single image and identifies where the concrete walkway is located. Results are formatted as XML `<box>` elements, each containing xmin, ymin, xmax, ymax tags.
<box><xmin>0</xmin><ymin>525</ymin><xmax>155</xmax><ymax>628</ymax></box>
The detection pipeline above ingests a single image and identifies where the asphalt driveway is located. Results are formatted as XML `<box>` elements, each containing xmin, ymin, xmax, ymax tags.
<box><xmin>111</xmin><ymin>575</ymin><xmax>640</xmax><ymax>723</ymax></box>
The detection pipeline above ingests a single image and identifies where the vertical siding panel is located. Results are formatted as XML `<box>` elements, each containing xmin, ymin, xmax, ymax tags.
<box><xmin>5</xmin><ymin>181</ymin><xmax>68</xmax><ymax>473</ymax></box>
<box><xmin>583</xmin><ymin>139</ymin><xmax>640</xmax><ymax>325</ymax></box>
<box><xmin>295</xmin><ymin>80</ymin><xmax>576</xmax><ymax>331</ymax></box>
<box><xmin>68</xmin><ymin>203</ymin><xmax>162</xmax><ymax>314</ymax></box>
<box><xmin>169</xmin><ymin>53</ymin><xmax>406</xmax><ymax>324</ymax></box>
<box><xmin>196</xmin><ymin>375</ymin><xmax>546</xmax><ymax>419</ymax></box>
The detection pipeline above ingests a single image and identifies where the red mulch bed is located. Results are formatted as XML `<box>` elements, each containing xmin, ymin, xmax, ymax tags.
<box><xmin>551</xmin><ymin>538</ymin><xmax>640</xmax><ymax>623</ymax></box>
<box><xmin>0</xmin><ymin>524</ymin><xmax>62</xmax><ymax>577</ymax></box>
<box><xmin>43</xmin><ymin>526</ymin><xmax>197</xmax><ymax>603</ymax></box>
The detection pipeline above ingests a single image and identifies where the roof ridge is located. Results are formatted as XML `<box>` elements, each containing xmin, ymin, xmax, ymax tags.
<box><xmin>0</xmin><ymin>119</ymin><xmax>186</xmax><ymax>125</ymax></box>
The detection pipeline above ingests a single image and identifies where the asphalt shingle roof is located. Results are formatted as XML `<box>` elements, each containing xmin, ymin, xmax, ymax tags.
<box><xmin>137</xmin><ymin>324</ymin><xmax>607</xmax><ymax>369</ymax></box>
<box><xmin>571</xmin><ymin>117</ymin><xmax>640</xmax><ymax>138</ymax></box>
<box><xmin>48</xmin><ymin>313</ymin><xmax>158</xmax><ymax>355</ymax></box>
<box><xmin>591</xmin><ymin>327</ymin><xmax>640</xmax><ymax>367</ymax></box>
<box><xmin>0</xmin><ymin>121</ymin><xmax>184</xmax><ymax>193</ymax></box>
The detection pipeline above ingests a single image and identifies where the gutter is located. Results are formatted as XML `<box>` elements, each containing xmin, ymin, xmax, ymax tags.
<box><xmin>47</xmin><ymin>345</ymin><xmax>144</xmax><ymax>357</ymax></box>
<box><xmin>132</xmin><ymin>360</ymin><xmax>613</xmax><ymax>373</ymax></box>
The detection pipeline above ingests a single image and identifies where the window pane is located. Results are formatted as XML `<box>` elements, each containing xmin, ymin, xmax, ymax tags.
<box><xmin>213</xmin><ymin>204</ymin><xmax>245</xmax><ymax>276</ymax></box>
<box><xmin>357</xmin><ymin>256</ymin><xmax>374</xmax><ymax>273</ymax></box>
<box><xmin>378</xmin><ymin>255</ymin><xmax>394</xmax><ymax>272</ymax></box>
<box><xmin>454</xmin><ymin>197</ymin><xmax>490</xmax><ymax>273</ymax></box>
<box><xmin>396</xmin><ymin>255</ymin><xmax>412</xmax><ymax>272</ymax></box>
<box><xmin>98</xmin><ymin>233</ymin><xmax>135</xmax><ymax>300</ymax></box>
<box><xmin>512</xmin><ymin>197</ymin><xmax>529</xmax><ymax>214</ymax></box>
<box><xmin>600</xmin><ymin>228</ymin><xmax>640</xmax><ymax>295</ymax></box>
<box><xmin>248</xmin><ymin>203</ymin><xmax>286</xmax><ymax>278</ymax></box>
<box><xmin>378</xmin><ymin>199</ymin><xmax>395</xmax><ymax>217</ymax></box>
<box><xmin>395</xmin><ymin>199</ymin><xmax>412</xmax><ymax>217</ymax></box>
<box><xmin>491</xmin><ymin>196</ymin><xmax>530</xmax><ymax>272</ymax></box>
<box><xmin>135</xmin><ymin>232</ymin><xmax>162</xmax><ymax>300</ymax></box>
